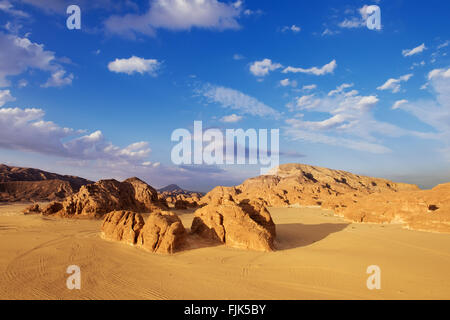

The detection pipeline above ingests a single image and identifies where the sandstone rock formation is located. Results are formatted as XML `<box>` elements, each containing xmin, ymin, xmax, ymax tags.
<box><xmin>101</xmin><ymin>211</ymin><xmax>145</xmax><ymax>245</ymax></box>
<box><xmin>333</xmin><ymin>183</ymin><xmax>450</xmax><ymax>233</ymax></box>
<box><xmin>23</xmin><ymin>203</ymin><xmax>41</xmax><ymax>215</ymax></box>
<box><xmin>137</xmin><ymin>211</ymin><xmax>187</xmax><ymax>254</ymax></box>
<box><xmin>191</xmin><ymin>190</ymin><xmax>276</xmax><ymax>252</ymax></box>
<box><xmin>56</xmin><ymin>177</ymin><xmax>167</xmax><ymax>218</ymax></box>
<box><xmin>199</xmin><ymin>163</ymin><xmax>449</xmax><ymax>233</ymax></box>
<box><xmin>41</xmin><ymin>201</ymin><xmax>63</xmax><ymax>216</ymax></box>
<box><xmin>0</xmin><ymin>164</ymin><xmax>92</xmax><ymax>202</ymax></box>
<box><xmin>200</xmin><ymin>164</ymin><xmax>419</xmax><ymax>209</ymax></box>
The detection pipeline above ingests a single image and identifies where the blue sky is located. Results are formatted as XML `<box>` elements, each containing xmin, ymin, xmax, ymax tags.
<box><xmin>0</xmin><ymin>0</ymin><xmax>449</xmax><ymax>191</ymax></box>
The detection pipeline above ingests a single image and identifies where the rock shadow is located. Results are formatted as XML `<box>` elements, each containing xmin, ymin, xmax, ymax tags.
<box><xmin>275</xmin><ymin>222</ymin><xmax>349</xmax><ymax>250</ymax></box>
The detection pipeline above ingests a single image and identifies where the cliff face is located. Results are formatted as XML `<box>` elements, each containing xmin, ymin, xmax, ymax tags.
<box><xmin>0</xmin><ymin>164</ymin><xmax>93</xmax><ymax>202</ymax></box>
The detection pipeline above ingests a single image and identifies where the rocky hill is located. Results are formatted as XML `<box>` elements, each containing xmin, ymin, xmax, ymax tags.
<box><xmin>199</xmin><ymin>163</ymin><xmax>449</xmax><ymax>233</ymax></box>
<box><xmin>0</xmin><ymin>164</ymin><xmax>93</xmax><ymax>202</ymax></box>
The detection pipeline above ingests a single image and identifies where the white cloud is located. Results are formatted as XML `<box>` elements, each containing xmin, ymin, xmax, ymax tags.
<box><xmin>402</xmin><ymin>43</ymin><xmax>427</xmax><ymax>57</ymax></box>
<box><xmin>328</xmin><ymin>83</ymin><xmax>354</xmax><ymax>96</ymax></box>
<box><xmin>108</xmin><ymin>56</ymin><xmax>161</xmax><ymax>75</ymax></box>
<box><xmin>249</xmin><ymin>59</ymin><xmax>282</xmax><ymax>77</ymax></box>
<box><xmin>428</xmin><ymin>68</ymin><xmax>450</xmax><ymax>80</ymax></box>
<box><xmin>285</xmin><ymin>83</ymin><xmax>433</xmax><ymax>154</ymax></box>
<box><xmin>199</xmin><ymin>84</ymin><xmax>281</xmax><ymax>118</ymax></box>
<box><xmin>394</xmin><ymin>67</ymin><xmax>450</xmax><ymax>159</ymax></box>
<box><xmin>0</xmin><ymin>31</ymin><xmax>71</xmax><ymax>87</ymax></box>
<box><xmin>281</xmin><ymin>25</ymin><xmax>301</xmax><ymax>33</ymax></box>
<box><xmin>392</xmin><ymin>99</ymin><xmax>408</xmax><ymax>110</ymax></box>
<box><xmin>104</xmin><ymin>0</ymin><xmax>242</xmax><ymax>38</ymax></box>
<box><xmin>338</xmin><ymin>18</ymin><xmax>364</xmax><ymax>29</ymax></box>
<box><xmin>0</xmin><ymin>0</ymin><xmax>29</xmax><ymax>17</ymax></box>
<box><xmin>280</xmin><ymin>78</ymin><xmax>297</xmax><ymax>87</ymax></box>
<box><xmin>233</xmin><ymin>53</ymin><xmax>244</xmax><ymax>60</ymax></box>
<box><xmin>0</xmin><ymin>107</ymin><xmax>152</xmax><ymax>163</ymax></box>
<box><xmin>283</xmin><ymin>60</ymin><xmax>337</xmax><ymax>76</ymax></box>
<box><xmin>0</xmin><ymin>89</ymin><xmax>15</xmax><ymax>106</ymax></box>
<box><xmin>377</xmin><ymin>74</ymin><xmax>413</xmax><ymax>93</ymax></box>
<box><xmin>41</xmin><ymin>70</ymin><xmax>74</xmax><ymax>88</ymax></box>
<box><xmin>321</xmin><ymin>28</ymin><xmax>339</xmax><ymax>36</ymax></box>
<box><xmin>302</xmin><ymin>84</ymin><xmax>317</xmax><ymax>91</ymax></box>
<box><xmin>221</xmin><ymin>114</ymin><xmax>242</xmax><ymax>123</ymax></box>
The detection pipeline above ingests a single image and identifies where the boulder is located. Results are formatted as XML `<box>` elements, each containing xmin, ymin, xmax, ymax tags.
<box><xmin>137</xmin><ymin>211</ymin><xmax>187</xmax><ymax>254</ymax></box>
<box><xmin>101</xmin><ymin>211</ymin><xmax>145</xmax><ymax>245</ymax></box>
<box><xmin>191</xmin><ymin>195</ymin><xmax>276</xmax><ymax>252</ymax></box>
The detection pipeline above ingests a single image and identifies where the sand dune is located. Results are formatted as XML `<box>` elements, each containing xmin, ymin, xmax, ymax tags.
<box><xmin>0</xmin><ymin>203</ymin><xmax>449</xmax><ymax>300</ymax></box>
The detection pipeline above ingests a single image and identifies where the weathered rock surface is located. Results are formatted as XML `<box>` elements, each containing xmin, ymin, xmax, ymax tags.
<box><xmin>101</xmin><ymin>211</ymin><xmax>145</xmax><ymax>245</ymax></box>
<box><xmin>333</xmin><ymin>183</ymin><xmax>450</xmax><ymax>233</ymax></box>
<box><xmin>23</xmin><ymin>203</ymin><xmax>41</xmax><ymax>215</ymax></box>
<box><xmin>56</xmin><ymin>177</ymin><xmax>167</xmax><ymax>218</ymax></box>
<box><xmin>137</xmin><ymin>211</ymin><xmax>187</xmax><ymax>254</ymax></box>
<box><xmin>41</xmin><ymin>201</ymin><xmax>63</xmax><ymax>216</ymax></box>
<box><xmin>200</xmin><ymin>164</ymin><xmax>449</xmax><ymax>233</ymax></box>
<box><xmin>191</xmin><ymin>190</ymin><xmax>276</xmax><ymax>252</ymax></box>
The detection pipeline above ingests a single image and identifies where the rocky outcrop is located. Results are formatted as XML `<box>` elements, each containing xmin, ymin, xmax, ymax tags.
<box><xmin>333</xmin><ymin>183</ymin><xmax>450</xmax><ymax>233</ymax></box>
<box><xmin>137</xmin><ymin>211</ymin><xmax>187</xmax><ymax>254</ymax></box>
<box><xmin>57</xmin><ymin>177</ymin><xmax>167</xmax><ymax>218</ymax></box>
<box><xmin>23</xmin><ymin>203</ymin><xmax>41</xmax><ymax>215</ymax></box>
<box><xmin>42</xmin><ymin>201</ymin><xmax>63</xmax><ymax>216</ymax></box>
<box><xmin>158</xmin><ymin>184</ymin><xmax>203</xmax><ymax>208</ymax></box>
<box><xmin>101</xmin><ymin>211</ymin><xmax>145</xmax><ymax>245</ymax></box>
<box><xmin>191</xmin><ymin>190</ymin><xmax>276</xmax><ymax>252</ymax></box>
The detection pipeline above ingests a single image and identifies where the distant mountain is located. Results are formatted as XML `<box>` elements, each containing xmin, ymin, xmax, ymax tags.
<box><xmin>158</xmin><ymin>184</ymin><xmax>184</xmax><ymax>193</ymax></box>
<box><xmin>0</xmin><ymin>164</ymin><xmax>93</xmax><ymax>202</ymax></box>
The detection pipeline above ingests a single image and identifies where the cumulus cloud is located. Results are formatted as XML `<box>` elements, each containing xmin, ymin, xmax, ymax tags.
<box><xmin>402</xmin><ymin>43</ymin><xmax>427</xmax><ymax>57</ymax></box>
<box><xmin>284</xmin><ymin>83</ymin><xmax>434</xmax><ymax>154</ymax></box>
<box><xmin>104</xmin><ymin>0</ymin><xmax>242</xmax><ymax>38</ymax></box>
<box><xmin>282</xmin><ymin>60</ymin><xmax>337</xmax><ymax>76</ymax></box>
<box><xmin>0</xmin><ymin>31</ymin><xmax>72</xmax><ymax>87</ymax></box>
<box><xmin>0</xmin><ymin>107</ymin><xmax>152</xmax><ymax>164</ymax></box>
<box><xmin>377</xmin><ymin>74</ymin><xmax>413</xmax><ymax>93</ymax></box>
<box><xmin>199</xmin><ymin>84</ymin><xmax>281</xmax><ymax>118</ymax></box>
<box><xmin>41</xmin><ymin>70</ymin><xmax>74</xmax><ymax>88</ymax></box>
<box><xmin>220</xmin><ymin>114</ymin><xmax>242</xmax><ymax>123</ymax></box>
<box><xmin>0</xmin><ymin>89</ymin><xmax>15</xmax><ymax>106</ymax></box>
<box><xmin>108</xmin><ymin>56</ymin><xmax>161</xmax><ymax>75</ymax></box>
<box><xmin>249</xmin><ymin>59</ymin><xmax>282</xmax><ymax>77</ymax></box>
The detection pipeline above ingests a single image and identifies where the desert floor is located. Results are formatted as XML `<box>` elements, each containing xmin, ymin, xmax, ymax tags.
<box><xmin>0</xmin><ymin>203</ymin><xmax>449</xmax><ymax>300</ymax></box>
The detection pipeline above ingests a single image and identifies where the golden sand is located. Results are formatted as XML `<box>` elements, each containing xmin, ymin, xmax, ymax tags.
<box><xmin>0</xmin><ymin>203</ymin><xmax>449</xmax><ymax>300</ymax></box>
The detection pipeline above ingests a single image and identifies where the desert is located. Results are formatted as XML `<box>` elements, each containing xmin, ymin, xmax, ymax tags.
<box><xmin>0</xmin><ymin>163</ymin><xmax>449</xmax><ymax>300</ymax></box>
